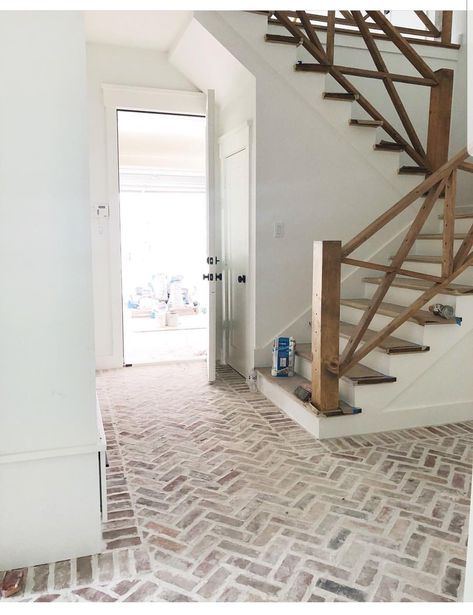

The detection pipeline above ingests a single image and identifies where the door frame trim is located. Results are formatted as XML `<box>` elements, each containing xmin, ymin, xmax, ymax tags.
<box><xmin>102</xmin><ymin>84</ymin><xmax>206</xmax><ymax>369</ymax></box>
<box><xmin>219</xmin><ymin>121</ymin><xmax>253</xmax><ymax>377</ymax></box>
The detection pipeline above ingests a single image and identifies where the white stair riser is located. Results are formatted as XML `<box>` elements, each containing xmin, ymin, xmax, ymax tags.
<box><xmin>414</xmin><ymin>238</ymin><xmax>464</xmax><ymax>255</ymax></box>
<box><xmin>438</xmin><ymin>217</ymin><xmax>473</xmax><ymax>234</ymax></box>
<box><xmin>400</xmin><ymin>260</ymin><xmax>473</xmax><ymax>285</ymax></box>
<box><xmin>340</xmin><ymin>304</ymin><xmax>426</xmax><ymax>344</ymax></box>
<box><xmin>364</xmin><ymin>282</ymin><xmax>461</xmax><ymax>309</ymax></box>
<box><xmin>295</xmin><ymin>353</ymin><xmax>311</xmax><ymax>380</ymax></box>
<box><xmin>339</xmin><ymin>336</ymin><xmax>400</xmax><ymax>375</ymax></box>
<box><xmin>295</xmin><ymin>353</ymin><xmax>356</xmax><ymax>406</ymax></box>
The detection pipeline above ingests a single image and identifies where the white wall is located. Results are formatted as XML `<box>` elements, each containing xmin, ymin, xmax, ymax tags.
<box><xmin>87</xmin><ymin>43</ymin><xmax>199</xmax><ymax>368</ymax></box>
<box><xmin>0</xmin><ymin>11</ymin><xmax>102</xmax><ymax>569</ymax></box>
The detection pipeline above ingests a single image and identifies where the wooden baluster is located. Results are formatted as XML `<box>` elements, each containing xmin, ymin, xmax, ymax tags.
<box><xmin>442</xmin><ymin>169</ymin><xmax>457</xmax><ymax>277</ymax></box>
<box><xmin>311</xmin><ymin>241</ymin><xmax>341</xmax><ymax>412</ymax></box>
<box><xmin>342</xmin><ymin>251</ymin><xmax>473</xmax><ymax>374</ymax></box>
<box><xmin>342</xmin><ymin>148</ymin><xmax>468</xmax><ymax>257</ymax></box>
<box><xmin>441</xmin><ymin>11</ymin><xmax>453</xmax><ymax>45</ymax></box>
<box><xmin>352</xmin><ymin>10</ymin><xmax>426</xmax><ymax>163</ymax></box>
<box><xmin>414</xmin><ymin>11</ymin><xmax>441</xmax><ymax>37</ymax></box>
<box><xmin>426</xmin><ymin>68</ymin><xmax>454</xmax><ymax>171</ymax></box>
<box><xmin>326</xmin><ymin>11</ymin><xmax>335</xmax><ymax>64</ymax></box>
<box><xmin>339</xmin><ymin>179</ymin><xmax>446</xmax><ymax>373</ymax></box>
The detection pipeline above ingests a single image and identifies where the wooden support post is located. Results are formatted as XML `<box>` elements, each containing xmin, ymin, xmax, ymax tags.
<box><xmin>442</xmin><ymin>170</ymin><xmax>456</xmax><ymax>277</ymax></box>
<box><xmin>426</xmin><ymin>68</ymin><xmax>454</xmax><ymax>171</ymax></box>
<box><xmin>326</xmin><ymin>11</ymin><xmax>335</xmax><ymax>64</ymax></box>
<box><xmin>441</xmin><ymin>11</ymin><xmax>453</xmax><ymax>45</ymax></box>
<box><xmin>311</xmin><ymin>241</ymin><xmax>341</xmax><ymax>412</ymax></box>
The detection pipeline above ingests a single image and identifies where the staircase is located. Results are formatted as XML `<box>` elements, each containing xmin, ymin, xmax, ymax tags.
<box><xmin>253</xmin><ymin>11</ymin><xmax>473</xmax><ymax>439</ymax></box>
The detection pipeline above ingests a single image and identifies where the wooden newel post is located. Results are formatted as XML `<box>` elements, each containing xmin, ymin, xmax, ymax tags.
<box><xmin>426</xmin><ymin>68</ymin><xmax>454</xmax><ymax>171</ymax></box>
<box><xmin>311</xmin><ymin>241</ymin><xmax>341</xmax><ymax>412</ymax></box>
<box><xmin>440</xmin><ymin>11</ymin><xmax>453</xmax><ymax>45</ymax></box>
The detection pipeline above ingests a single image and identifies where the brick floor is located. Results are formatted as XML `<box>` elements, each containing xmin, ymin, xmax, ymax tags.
<box><xmin>1</xmin><ymin>362</ymin><xmax>472</xmax><ymax>602</ymax></box>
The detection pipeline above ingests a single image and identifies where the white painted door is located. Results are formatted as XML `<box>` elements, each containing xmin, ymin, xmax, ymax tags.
<box><xmin>220</xmin><ymin>124</ymin><xmax>250</xmax><ymax>377</ymax></box>
<box><xmin>206</xmin><ymin>90</ymin><xmax>217</xmax><ymax>382</ymax></box>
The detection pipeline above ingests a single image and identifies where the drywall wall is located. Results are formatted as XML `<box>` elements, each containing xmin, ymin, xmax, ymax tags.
<box><xmin>0</xmin><ymin>11</ymin><xmax>102</xmax><ymax>569</ymax></box>
<box><xmin>0</xmin><ymin>12</ymin><xmax>97</xmax><ymax>455</ymax></box>
<box><xmin>87</xmin><ymin>43</ymin><xmax>199</xmax><ymax>368</ymax></box>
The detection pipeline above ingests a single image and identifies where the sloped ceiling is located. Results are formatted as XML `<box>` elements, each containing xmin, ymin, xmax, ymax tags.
<box><xmin>84</xmin><ymin>11</ymin><xmax>192</xmax><ymax>52</ymax></box>
<box><xmin>168</xmin><ymin>17</ymin><xmax>254</xmax><ymax>108</ymax></box>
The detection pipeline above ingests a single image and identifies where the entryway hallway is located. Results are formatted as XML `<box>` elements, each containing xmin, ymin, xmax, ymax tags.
<box><xmin>4</xmin><ymin>362</ymin><xmax>472</xmax><ymax>602</ymax></box>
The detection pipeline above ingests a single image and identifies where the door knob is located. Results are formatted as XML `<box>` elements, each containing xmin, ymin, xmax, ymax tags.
<box><xmin>203</xmin><ymin>273</ymin><xmax>214</xmax><ymax>281</ymax></box>
<box><xmin>215</xmin><ymin>273</ymin><xmax>222</xmax><ymax>281</ymax></box>
<box><xmin>237</xmin><ymin>274</ymin><xmax>246</xmax><ymax>284</ymax></box>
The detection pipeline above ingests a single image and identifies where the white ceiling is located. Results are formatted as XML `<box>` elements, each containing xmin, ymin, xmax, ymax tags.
<box><xmin>84</xmin><ymin>11</ymin><xmax>192</xmax><ymax>51</ymax></box>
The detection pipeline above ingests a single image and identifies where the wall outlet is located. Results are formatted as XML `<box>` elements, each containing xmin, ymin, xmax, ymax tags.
<box><xmin>273</xmin><ymin>221</ymin><xmax>284</xmax><ymax>238</ymax></box>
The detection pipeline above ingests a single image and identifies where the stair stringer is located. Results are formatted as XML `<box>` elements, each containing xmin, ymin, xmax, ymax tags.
<box><xmin>319</xmin><ymin>320</ymin><xmax>473</xmax><ymax>439</ymax></box>
<box><xmin>340</xmin><ymin>296</ymin><xmax>473</xmax><ymax>411</ymax></box>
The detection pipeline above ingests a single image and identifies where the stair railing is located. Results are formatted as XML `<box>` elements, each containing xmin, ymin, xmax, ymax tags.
<box><xmin>269</xmin><ymin>10</ymin><xmax>455</xmax><ymax>171</ymax></box>
<box><xmin>263</xmin><ymin>11</ymin><xmax>455</xmax><ymax>45</ymax></box>
<box><xmin>312</xmin><ymin>149</ymin><xmax>473</xmax><ymax>413</ymax></box>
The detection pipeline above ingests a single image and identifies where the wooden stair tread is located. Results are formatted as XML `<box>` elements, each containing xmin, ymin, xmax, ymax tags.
<box><xmin>394</xmin><ymin>255</ymin><xmax>442</xmax><ymax>264</ymax></box>
<box><xmin>256</xmin><ymin>368</ymin><xmax>361</xmax><ymax>416</ymax></box>
<box><xmin>323</xmin><ymin>92</ymin><xmax>359</xmax><ymax>101</ymax></box>
<box><xmin>399</xmin><ymin>165</ymin><xmax>428</xmax><ymax>175</ymax></box>
<box><xmin>295</xmin><ymin>344</ymin><xmax>396</xmax><ymax>385</ymax></box>
<box><xmin>339</xmin><ymin>321</ymin><xmax>429</xmax><ymax>354</ymax></box>
<box><xmin>295</xmin><ymin>63</ymin><xmax>330</xmax><ymax>73</ymax></box>
<box><xmin>439</xmin><ymin>207</ymin><xmax>473</xmax><ymax>220</ymax></box>
<box><xmin>264</xmin><ymin>33</ymin><xmax>298</xmax><ymax>45</ymax></box>
<box><xmin>363</xmin><ymin>275</ymin><xmax>473</xmax><ymax>295</ymax></box>
<box><xmin>418</xmin><ymin>232</ymin><xmax>467</xmax><ymax>240</ymax></box>
<box><xmin>341</xmin><ymin>297</ymin><xmax>456</xmax><ymax>325</ymax></box>
<box><xmin>374</xmin><ymin>141</ymin><xmax>405</xmax><ymax>151</ymax></box>
<box><xmin>349</xmin><ymin>119</ymin><xmax>383</xmax><ymax>127</ymax></box>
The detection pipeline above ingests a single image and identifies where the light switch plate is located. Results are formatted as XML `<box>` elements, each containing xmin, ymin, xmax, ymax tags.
<box><xmin>274</xmin><ymin>221</ymin><xmax>284</xmax><ymax>238</ymax></box>
<box><xmin>96</xmin><ymin>204</ymin><xmax>110</xmax><ymax>218</ymax></box>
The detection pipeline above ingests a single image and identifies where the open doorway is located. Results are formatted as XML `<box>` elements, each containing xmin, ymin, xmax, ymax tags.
<box><xmin>117</xmin><ymin>110</ymin><xmax>208</xmax><ymax>365</ymax></box>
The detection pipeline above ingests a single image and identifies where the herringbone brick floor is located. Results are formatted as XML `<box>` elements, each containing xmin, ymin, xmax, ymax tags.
<box><xmin>2</xmin><ymin>362</ymin><xmax>472</xmax><ymax>602</ymax></box>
